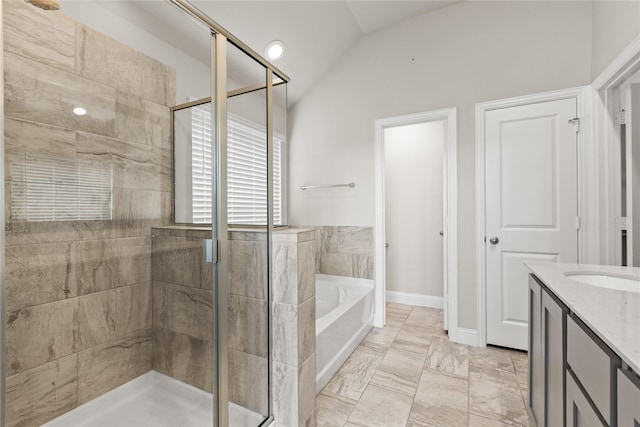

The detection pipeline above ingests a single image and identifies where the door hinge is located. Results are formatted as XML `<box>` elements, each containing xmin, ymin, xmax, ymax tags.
<box><xmin>616</xmin><ymin>217</ymin><xmax>629</xmax><ymax>231</ymax></box>
<box><xmin>568</xmin><ymin>117</ymin><xmax>581</xmax><ymax>133</ymax></box>
<box><xmin>615</xmin><ymin>110</ymin><xmax>626</xmax><ymax>125</ymax></box>
<box><xmin>575</xmin><ymin>216</ymin><xmax>581</xmax><ymax>230</ymax></box>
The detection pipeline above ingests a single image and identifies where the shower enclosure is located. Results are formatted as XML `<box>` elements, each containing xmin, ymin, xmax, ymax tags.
<box><xmin>0</xmin><ymin>0</ymin><xmax>288</xmax><ymax>425</ymax></box>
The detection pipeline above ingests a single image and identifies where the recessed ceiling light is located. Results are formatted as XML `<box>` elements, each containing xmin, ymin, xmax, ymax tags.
<box><xmin>265</xmin><ymin>40</ymin><xmax>285</xmax><ymax>61</ymax></box>
<box><xmin>73</xmin><ymin>107</ymin><xmax>87</xmax><ymax>116</ymax></box>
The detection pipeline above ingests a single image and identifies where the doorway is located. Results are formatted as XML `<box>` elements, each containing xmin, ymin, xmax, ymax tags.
<box><xmin>374</xmin><ymin>108</ymin><xmax>458</xmax><ymax>341</ymax></box>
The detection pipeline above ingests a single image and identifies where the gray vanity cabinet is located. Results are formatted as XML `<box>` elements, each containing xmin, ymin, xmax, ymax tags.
<box><xmin>617</xmin><ymin>368</ymin><xmax>640</xmax><ymax>426</ymax></box>
<box><xmin>529</xmin><ymin>274</ymin><xmax>567</xmax><ymax>427</ymax></box>
<box><xmin>566</xmin><ymin>371</ymin><xmax>606</xmax><ymax>427</ymax></box>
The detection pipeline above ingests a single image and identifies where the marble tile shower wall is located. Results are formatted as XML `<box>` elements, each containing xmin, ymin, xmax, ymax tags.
<box><xmin>3</xmin><ymin>2</ymin><xmax>174</xmax><ymax>426</ymax></box>
<box><xmin>296</xmin><ymin>226</ymin><xmax>374</xmax><ymax>279</ymax></box>
<box><xmin>151</xmin><ymin>227</ymin><xmax>270</xmax><ymax>415</ymax></box>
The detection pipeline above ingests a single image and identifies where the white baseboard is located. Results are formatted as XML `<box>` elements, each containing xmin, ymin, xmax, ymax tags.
<box><xmin>454</xmin><ymin>327</ymin><xmax>479</xmax><ymax>346</ymax></box>
<box><xmin>385</xmin><ymin>290</ymin><xmax>443</xmax><ymax>309</ymax></box>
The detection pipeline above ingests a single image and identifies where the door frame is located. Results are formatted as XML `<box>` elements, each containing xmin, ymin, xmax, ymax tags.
<box><xmin>374</xmin><ymin>108</ymin><xmax>458</xmax><ymax>340</ymax></box>
<box><xmin>475</xmin><ymin>87</ymin><xmax>591</xmax><ymax>347</ymax></box>
<box><xmin>592</xmin><ymin>35</ymin><xmax>640</xmax><ymax>266</ymax></box>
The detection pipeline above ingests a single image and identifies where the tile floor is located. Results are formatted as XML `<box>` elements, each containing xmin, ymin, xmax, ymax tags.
<box><xmin>316</xmin><ymin>303</ymin><xmax>531</xmax><ymax>427</ymax></box>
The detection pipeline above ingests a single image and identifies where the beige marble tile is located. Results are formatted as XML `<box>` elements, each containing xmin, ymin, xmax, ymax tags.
<box><xmin>361</xmin><ymin>324</ymin><xmax>400</xmax><ymax>354</ymax></box>
<box><xmin>230</xmin><ymin>239</ymin><xmax>268</xmax><ymax>299</ymax></box>
<box><xmin>77</xmin><ymin>236</ymin><xmax>151</xmax><ymax>294</ymax></box>
<box><xmin>410</xmin><ymin>368</ymin><xmax>469</xmax><ymax>426</ymax></box>
<box><xmin>152</xmin><ymin>235</ymin><xmax>211</xmax><ymax>289</ymax></box>
<box><xmin>298</xmin><ymin>297</ymin><xmax>316</xmax><ymax>364</ymax></box>
<box><xmin>5</xmin><ymin>218</ymin><xmax>128</xmax><ymax>246</ymax></box>
<box><xmin>469</xmin><ymin>345</ymin><xmax>518</xmax><ymax>374</ymax></box>
<box><xmin>230</xmin><ymin>349</ymin><xmax>268</xmax><ymax>415</ymax></box>
<box><xmin>153</xmin><ymin>282</ymin><xmax>213</xmax><ymax>341</ymax></box>
<box><xmin>78</xmin><ymin>330</ymin><xmax>152</xmax><ymax>404</ymax></box>
<box><xmin>318</xmin><ymin>226</ymin><xmax>339</xmax><ymax>253</ymax></box>
<box><xmin>229</xmin><ymin>294</ymin><xmax>268</xmax><ymax>357</ymax></box>
<box><xmin>346</xmin><ymin>383</ymin><xmax>413</xmax><ymax>427</ymax></box>
<box><xmin>272</xmin><ymin>241</ymin><xmax>298</xmax><ymax>304</ymax></box>
<box><xmin>4</xmin><ymin>117</ymin><xmax>76</xmax><ymax>177</ymax></box>
<box><xmin>76</xmin><ymin>132</ymin><xmax>165</xmax><ymax>192</ymax></box>
<box><xmin>5</xmin><ymin>353</ymin><xmax>78</xmax><ymax>427</ymax></box>
<box><xmin>115</xmin><ymin>91</ymin><xmax>171</xmax><ymax>148</ymax></box>
<box><xmin>324</xmin><ymin>348</ymin><xmax>384</xmax><ymax>401</ymax></box>
<box><xmin>337</xmin><ymin>226</ymin><xmax>374</xmax><ymax>255</ymax></box>
<box><xmin>469</xmin><ymin>364</ymin><xmax>529</xmax><ymax>426</ymax></box>
<box><xmin>76</xmin><ymin>290</ymin><xmax>117</xmax><ymax>350</ymax></box>
<box><xmin>114</xmin><ymin>189</ymin><xmax>168</xmax><ymax>237</ymax></box>
<box><xmin>405</xmin><ymin>306</ymin><xmax>440</xmax><ymax>327</ymax></box>
<box><xmin>152</xmin><ymin>326</ymin><xmax>212</xmax><ymax>393</ymax></box>
<box><xmin>273</xmin><ymin>360</ymin><xmax>298</xmax><ymax>426</ymax></box>
<box><xmin>5</xmin><ymin>241</ymin><xmax>77</xmax><ymax>310</ymax></box>
<box><xmin>369</xmin><ymin>348</ymin><xmax>425</xmax><ymax>396</ymax></box>
<box><xmin>512</xmin><ymin>353</ymin><xmax>529</xmax><ymax>392</ymax></box>
<box><xmin>298</xmin><ymin>353</ymin><xmax>317</xmax><ymax>426</ymax></box>
<box><xmin>425</xmin><ymin>335</ymin><xmax>469</xmax><ymax>378</ymax></box>
<box><xmin>469</xmin><ymin>413</ymin><xmax>516</xmax><ymax>426</ymax></box>
<box><xmin>272</xmin><ymin>302</ymin><xmax>298</xmax><ymax>365</ymax></box>
<box><xmin>298</xmin><ymin>240</ymin><xmax>316</xmax><ymax>303</ymax></box>
<box><xmin>4</xmin><ymin>0</ymin><xmax>76</xmax><ymax>73</ymax></box>
<box><xmin>315</xmin><ymin>392</ymin><xmax>355</xmax><ymax>427</ymax></box>
<box><xmin>318</xmin><ymin>253</ymin><xmax>373</xmax><ymax>280</ymax></box>
<box><xmin>77</xmin><ymin>24</ymin><xmax>175</xmax><ymax>106</ymax></box>
<box><xmin>5</xmin><ymin>50</ymin><xmax>116</xmax><ymax>137</ymax></box>
<box><xmin>116</xmin><ymin>283</ymin><xmax>152</xmax><ymax>336</ymax></box>
<box><xmin>391</xmin><ymin>323</ymin><xmax>433</xmax><ymax>354</ymax></box>
<box><xmin>6</xmin><ymin>298</ymin><xmax>77</xmax><ymax>375</ymax></box>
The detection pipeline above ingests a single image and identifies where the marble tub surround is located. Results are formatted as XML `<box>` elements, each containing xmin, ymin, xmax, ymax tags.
<box><xmin>316</xmin><ymin>303</ymin><xmax>530</xmax><ymax>427</ymax></box>
<box><xmin>4</xmin><ymin>1</ymin><xmax>174</xmax><ymax>426</ymax></box>
<box><xmin>294</xmin><ymin>225</ymin><xmax>374</xmax><ymax>279</ymax></box>
<box><xmin>271</xmin><ymin>228</ymin><xmax>317</xmax><ymax>427</ymax></box>
<box><xmin>525</xmin><ymin>261</ymin><xmax>640</xmax><ymax>374</ymax></box>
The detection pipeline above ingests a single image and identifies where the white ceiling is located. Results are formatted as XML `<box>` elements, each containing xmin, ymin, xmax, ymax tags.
<box><xmin>62</xmin><ymin>1</ymin><xmax>462</xmax><ymax>104</ymax></box>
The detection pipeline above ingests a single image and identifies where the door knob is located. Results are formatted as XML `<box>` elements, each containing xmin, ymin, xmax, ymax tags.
<box><xmin>489</xmin><ymin>236</ymin><xmax>499</xmax><ymax>245</ymax></box>
<box><xmin>439</xmin><ymin>231</ymin><xmax>444</xmax><ymax>236</ymax></box>
<box><xmin>385</xmin><ymin>242</ymin><xmax>390</xmax><ymax>248</ymax></box>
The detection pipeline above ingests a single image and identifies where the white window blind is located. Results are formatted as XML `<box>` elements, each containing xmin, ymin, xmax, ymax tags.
<box><xmin>11</xmin><ymin>156</ymin><xmax>113</xmax><ymax>222</ymax></box>
<box><xmin>190</xmin><ymin>105</ymin><xmax>283</xmax><ymax>225</ymax></box>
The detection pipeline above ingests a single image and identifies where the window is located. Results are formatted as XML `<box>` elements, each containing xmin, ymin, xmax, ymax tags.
<box><xmin>11</xmin><ymin>155</ymin><xmax>113</xmax><ymax>222</ymax></box>
<box><xmin>189</xmin><ymin>104</ymin><xmax>284</xmax><ymax>225</ymax></box>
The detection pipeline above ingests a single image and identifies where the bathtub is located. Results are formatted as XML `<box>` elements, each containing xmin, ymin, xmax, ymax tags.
<box><xmin>315</xmin><ymin>274</ymin><xmax>374</xmax><ymax>393</ymax></box>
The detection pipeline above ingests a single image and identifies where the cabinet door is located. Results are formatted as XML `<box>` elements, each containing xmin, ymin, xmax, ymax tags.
<box><xmin>542</xmin><ymin>290</ymin><xmax>567</xmax><ymax>427</ymax></box>
<box><xmin>529</xmin><ymin>275</ymin><xmax>543</xmax><ymax>426</ymax></box>
<box><xmin>618</xmin><ymin>369</ymin><xmax>640</xmax><ymax>426</ymax></box>
<box><xmin>566</xmin><ymin>371</ymin><xmax>605</xmax><ymax>426</ymax></box>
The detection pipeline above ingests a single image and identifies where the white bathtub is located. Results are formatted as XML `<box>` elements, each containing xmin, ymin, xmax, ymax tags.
<box><xmin>315</xmin><ymin>274</ymin><xmax>374</xmax><ymax>393</ymax></box>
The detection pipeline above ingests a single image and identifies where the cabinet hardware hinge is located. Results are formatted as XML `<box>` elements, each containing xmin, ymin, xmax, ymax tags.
<box><xmin>568</xmin><ymin>117</ymin><xmax>580</xmax><ymax>133</ymax></box>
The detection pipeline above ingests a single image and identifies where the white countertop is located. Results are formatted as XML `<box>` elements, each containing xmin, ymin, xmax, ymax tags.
<box><xmin>525</xmin><ymin>261</ymin><xmax>640</xmax><ymax>374</ymax></box>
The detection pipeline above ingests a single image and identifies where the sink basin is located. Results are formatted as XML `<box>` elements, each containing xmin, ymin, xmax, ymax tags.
<box><xmin>564</xmin><ymin>271</ymin><xmax>640</xmax><ymax>293</ymax></box>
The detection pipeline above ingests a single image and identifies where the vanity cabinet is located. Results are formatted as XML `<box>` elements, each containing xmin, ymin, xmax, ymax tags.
<box><xmin>617</xmin><ymin>368</ymin><xmax>640</xmax><ymax>425</ymax></box>
<box><xmin>566</xmin><ymin>370</ymin><xmax>605</xmax><ymax>426</ymax></box>
<box><xmin>528</xmin><ymin>274</ymin><xmax>567</xmax><ymax>427</ymax></box>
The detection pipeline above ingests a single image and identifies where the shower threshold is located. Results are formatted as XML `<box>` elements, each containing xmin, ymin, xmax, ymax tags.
<box><xmin>42</xmin><ymin>371</ymin><xmax>264</xmax><ymax>427</ymax></box>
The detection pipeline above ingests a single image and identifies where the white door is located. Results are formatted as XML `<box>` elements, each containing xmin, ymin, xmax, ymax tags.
<box><xmin>485</xmin><ymin>98</ymin><xmax>578</xmax><ymax>350</ymax></box>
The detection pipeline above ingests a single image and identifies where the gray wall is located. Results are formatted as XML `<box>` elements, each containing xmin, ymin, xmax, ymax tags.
<box><xmin>287</xmin><ymin>1</ymin><xmax>593</xmax><ymax>329</ymax></box>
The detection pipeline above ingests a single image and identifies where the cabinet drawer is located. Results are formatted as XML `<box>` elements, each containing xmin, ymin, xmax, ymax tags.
<box><xmin>567</xmin><ymin>315</ymin><xmax>620</xmax><ymax>425</ymax></box>
<box><xmin>618</xmin><ymin>368</ymin><xmax>640</xmax><ymax>426</ymax></box>
<box><xmin>566</xmin><ymin>370</ymin><xmax>605</xmax><ymax>427</ymax></box>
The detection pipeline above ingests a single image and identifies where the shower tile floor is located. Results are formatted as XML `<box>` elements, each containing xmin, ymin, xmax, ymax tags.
<box><xmin>42</xmin><ymin>371</ymin><xmax>263</xmax><ymax>427</ymax></box>
<box><xmin>316</xmin><ymin>303</ymin><xmax>531</xmax><ymax>426</ymax></box>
